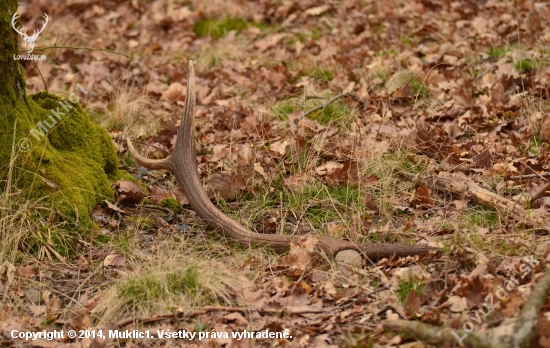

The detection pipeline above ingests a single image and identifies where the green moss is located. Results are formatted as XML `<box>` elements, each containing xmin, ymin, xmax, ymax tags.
<box><xmin>160</xmin><ymin>197</ymin><xmax>184</xmax><ymax>214</ymax></box>
<box><xmin>116</xmin><ymin>169</ymin><xmax>137</xmax><ymax>182</ymax></box>
<box><xmin>1</xmin><ymin>1</ymin><xmax>119</xmax><ymax>259</ymax></box>
<box><xmin>193</xmin><ymin>16</ymin><xmax>249</xmax><ymax>38</ymax></box>
<box><xmin>0</xmin><ymin>91</ymin><xmax>118</xmax><ymax>231</ymax></box>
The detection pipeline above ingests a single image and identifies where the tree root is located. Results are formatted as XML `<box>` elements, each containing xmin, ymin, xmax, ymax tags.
<box><xmin>383</xmin><ymin>267</ymin><xmax>550</xmax><ymax>347</ymax></box>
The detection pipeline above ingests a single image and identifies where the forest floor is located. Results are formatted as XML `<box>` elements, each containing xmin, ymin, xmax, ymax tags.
<box><xmin>2</xmin><ymin>0</ymin><xmax>550</xmax><ymax>347</ymax></box>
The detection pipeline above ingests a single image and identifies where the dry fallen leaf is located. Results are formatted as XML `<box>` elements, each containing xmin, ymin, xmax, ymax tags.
<box><xmin>161</xmin><ymin>82</ymin><xmax>185</xmax><ymax>102</ymax></box>
<box><xmin>16</xmin><ymin>265</ymin><xmax>36</xmax><ymax>278</ymax></box>
<box><xmin>148</xmin><ymin>186</ymin><xmax>176</xmax><ymax>203</ymax></box>
<box><xmin>114</xmin><ymin>180</ymin><xmax>145</xmax><ymax>204</ymax></box>
<box><xmin>104</xmin><ymin>253</ymin><xmax>126</xmax><ymax>267</ymax></box>
<box><xmin>280</xmin><ymin>236</ymin><xmax>319</xmax><ymax>278</ymax></box>
<box><xmin>411</xmin><ymin>184</ymin><xmax>435</xmax><ymax>207</ymax></box>
<box><xmin>283</xmin><ymin>174</ymin><xmax>309</xmax><ymax>188</ymax></box>
<box><xmin>304</xmin><ymin>4</ymin><xmax>330</xmax><ymax>16</ymax></box>
<box><xmin>0</xmin><ymin>261</ymin><xmax>15</xmax><ymax>291</ymax></box>
<box><xmin>206</xmin><ymin>172</ymin><xmax>246</xmax><ymax>200</ymax></box>
<box><xmin>447</xmin><ymin>295</ymin><xmax>468</xmax><ymax>312</ymax></box>
<box><xmin>104</xmin><ymin>200</ymin><xmax>126</xmax><ymax>214</ymax></box>
<box><xmin>450</xmin><ymin>199</ymin><xmax>469</xmax><ymax>210</ymax></box>
<box><xmin>270</xmin><ymin>140</ymin><xmax>288</xmax><ymax>156</ymax></box>
<box><xmin>315</xmin><ymin>161</ymin><xmax>343</xmax><ymax>176</ymax></box>
<box><xmin>42</xmin><ymin>290</ymin><xmax>61</xmax><ymax>317</ymax></box>
<box><xmin>254</xmin><ymin>33</ymin><xmax>285</xmax><ymax>52</ymax></box>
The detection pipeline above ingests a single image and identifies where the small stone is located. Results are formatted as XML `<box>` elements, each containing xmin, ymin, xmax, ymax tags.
<box><xmin>335</xmin><ymin>250</ymin><xmax>362</xmax><ymax>267</ymax></box>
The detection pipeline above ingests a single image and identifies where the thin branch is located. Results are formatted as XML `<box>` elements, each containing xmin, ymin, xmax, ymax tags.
<box><xmin>530</xmin><ymin>183</ymin><xmax>550</xmax><ymax>202</ymax></box>
<box><xmin>139</xmin><ymin>204</ymin><xmax>174</xmax><ymax>215</ymax></box>
<box><xmin>505</xmin><ymin>173</ymin><xmax>550</xmax><ymax>181</ymax></box>
<box><xmin>505</xmin><ymin>267</ymin><xmax>550</xmax><ymax>348</ymax></box>
<box><xmin>31</xmin><ymin>45</ymin><xmax>132</xmax><ymax>60</ymax></box>
<box><xmin>382</xmin><ymin>267</ymin><xmax>550</xmax><ymax>348</ymax></box>
<box><xmin>303</xmin><ymin>94</ymin><xmax>347</xmax><ymax>118</ymax></box>
<box><xmin>127</xmin><ymin>139</ymin><xmax>171</xmax><ymax>155</ymax></box>
<box><xmin>399</xmin><ymin>171</ymin><xmax>550</xmax><ymax>231</ymax></box>
<box><xmin>382</xmin><ymin>319</ymin><xmax>492</xmax><ymax>348</ymax></box>
<box><xmin>33</xmin><ymin>61</ymin><xmax>48</xmax><ymax>92</ymax></box>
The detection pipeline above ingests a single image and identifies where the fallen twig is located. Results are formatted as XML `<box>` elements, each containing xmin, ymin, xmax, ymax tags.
<box><xmin>140</xmin><ymin>204</ymin><xmax>174</xmax><ymax>215</ymax></box>
<box><xmin>382</xmin><ymin>319</ymin><xmax>492</xmax><ymax>348</ymax></box>
<box><xmin>33</xmin><ymin>45</ymin><xmax>132</xmax><ymax>60</ymax></box>
<box><xmin>503</xmin><ymin>268</ymin><xmax>550</xmax><ymax>347</ymax></box>
<box><xmin>505</xmin><ymin>173</ymin><xmax>550</xmax><ymax>181</ymax></box>
<box><xmin>382</xmin><ymin>267</ymin><xmax>550</xmax><ymax>348</ymax></box>
<box><xmin>399</xmin><ymin>171</ymin><xmax>550</xmax><ymax>231</ymax></box>
<box><xmin>530</xmin><ymin>183</ymin><xmax>550</xmax><ymax>203</ymax></box>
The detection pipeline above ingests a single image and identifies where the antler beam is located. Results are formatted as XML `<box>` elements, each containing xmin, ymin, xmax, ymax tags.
<box><xmin>126</xmin><ymin>61</ymin><xmax>435</xmax><ymax>264</ymax></box>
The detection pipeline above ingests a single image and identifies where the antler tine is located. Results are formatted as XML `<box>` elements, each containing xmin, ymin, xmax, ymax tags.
<box><xmin>161</xmin><ymin>61</ymin><xmax>295</xmax><ymax>249</ymax></box>
<box><xmin>125</xmin><ymin>137</ymin><xmax>171</xmax><ymax>170</ymax></box>
<box><xmin>125</xmin><ymin>60</ymin><xmax>194</xmax><ymax>171</ymax></box>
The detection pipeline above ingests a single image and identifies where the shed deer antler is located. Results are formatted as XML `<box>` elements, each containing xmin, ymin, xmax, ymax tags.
<box><xmin>126</xmin><ymin>61</ymin><xmax>435</xmax><ymax>264</ymax></box>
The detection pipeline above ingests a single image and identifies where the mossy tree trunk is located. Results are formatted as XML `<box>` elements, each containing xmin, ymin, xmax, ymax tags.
<box><xmin>1</xmin><ymin>0</ymin><xmax>119</xmax><ymax>246</ymax></box>
<box><xmin>1</xmin><ymin>0</ymin><xmax>26</xmax><ymax>105</ymax></box>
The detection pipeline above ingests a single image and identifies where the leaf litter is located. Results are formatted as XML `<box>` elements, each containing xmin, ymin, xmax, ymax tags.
<box><xmin>4</xmin><ymin>0</ymin><xmax>550</xmax><ymax>347</ymax></box>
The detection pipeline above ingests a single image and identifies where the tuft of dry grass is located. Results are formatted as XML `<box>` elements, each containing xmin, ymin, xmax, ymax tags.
<box><xmin>91</xmin><ymin>237</ymin><xmax>242</xmax><ymax>325</ymax></box>
<box><xmin>194</xmin><ymin>35</ymin><xmax>248</xmax><ymax>73</ymax></box>
<box><xmin>102</xmin><ymin>85</ymin><xmax>160</xmax><ymax>137</ymax></box>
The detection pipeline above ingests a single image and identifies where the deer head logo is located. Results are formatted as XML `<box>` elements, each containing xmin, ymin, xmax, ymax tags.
<box><xmin>11</xmin><ymin>12</ymin><xmax>49</xmax><ymax>54</ymax></box>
